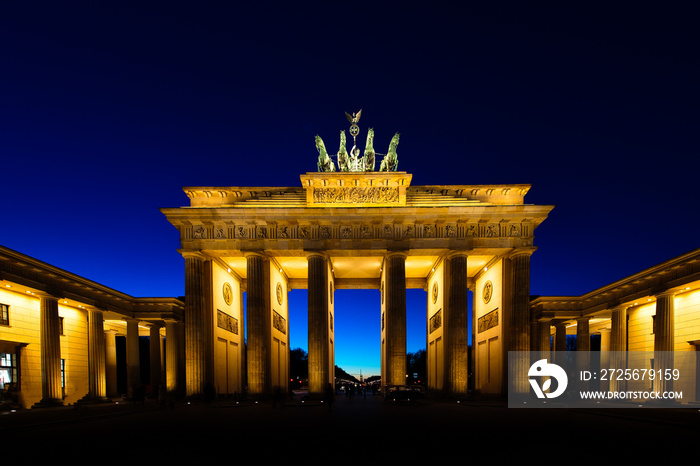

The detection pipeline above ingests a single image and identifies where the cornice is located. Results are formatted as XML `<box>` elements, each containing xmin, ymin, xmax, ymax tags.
<box><xmin>0</xmin><ymin>245</ymin><xmax>183</xmax><ymax>321</ymax></box>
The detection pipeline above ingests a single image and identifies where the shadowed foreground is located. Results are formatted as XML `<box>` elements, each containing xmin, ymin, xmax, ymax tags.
<box><xmin>3</xmin><ymin>392</ymin><xmax>699</xmax><ymax>462</ymax></box>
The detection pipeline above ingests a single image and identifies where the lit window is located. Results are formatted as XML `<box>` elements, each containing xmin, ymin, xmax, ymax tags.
<box><xmin>0</xmin><ymin>304</ymin><xmax>8</xmax><ymax>326</ymax></box>
<box><xmin>0</xmin><ymin>352</ymin><xmax>17</xmax><ymax>392</ymax></box>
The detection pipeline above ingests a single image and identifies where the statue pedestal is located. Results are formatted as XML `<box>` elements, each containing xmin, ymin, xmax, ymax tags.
<box><xmin>300</xmin><ymin>172</ymin><xmax>412</xmax><ymax>207</ymax></box>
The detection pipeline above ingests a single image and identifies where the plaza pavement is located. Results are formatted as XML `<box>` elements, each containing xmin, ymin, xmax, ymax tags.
<box><xmin>2</xmin><ymin>392</ymin><xmax>699</xmax><ymax>462</ymax></box>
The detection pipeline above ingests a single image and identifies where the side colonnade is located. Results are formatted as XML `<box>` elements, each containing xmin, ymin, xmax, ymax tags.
<box><xmin>0</xmin><ymin>245</ymin><xmax>185</xmax><ymax>410</ymax></box>
<box><xmin>531</xmin><ymin>248</ymin><xmax>700</xmax><ymax>400</ymax></box>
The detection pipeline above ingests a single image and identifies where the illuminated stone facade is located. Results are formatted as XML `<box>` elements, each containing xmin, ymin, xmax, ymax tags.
<box><xmin>2</xmin><ymin>170</ymin><xmax>699</xmax><ymax>408</ymax></box>
<box><xmin>0</xmin><ymin>246</ymin><xmax>183</xmax><ymax>409</ymax></box>
<box><xmin>161</xmin><ymin>171</ymin><xmax>554</xmax><ymax>398</ymax></box>
<box><xmin>530</xmin><ymin>248</ymin><xmax>700</xmax><ymax>398</ymax></box>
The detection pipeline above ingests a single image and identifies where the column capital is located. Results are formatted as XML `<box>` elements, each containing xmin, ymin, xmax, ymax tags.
<box><xmin>34</xmin><ymin>291</ymin><xmax>61</xmax><ymax>300</ymax></box>
<box><xmin>304</xmin><ymin>251</ymin><xmax>328</xmax><ymax>260</ymax></box>
<box><xmin>655</xmin><ymin>289</ymin><xmax>677</xmax><ymax>299</ymax></box>
<box><xmin>444</xmin><ymin>250</ymin><xmax>469</xmax><ymax>260</ymax></box>
<box><xmin>243</xmin><ymin>250</ymin><xmax>268</xmax><ymax>260</ymax></box>
<box><xmin>508</xmin><ymin>247</ymin><xmax>536</xmax><ymax>259</ymax></box>
<box><xmin>386</xmin><ymin>250</ymin><xmax>408</xmax><ymax>259</ymax></box>
<box><xmin>609</xmin><ymin>303</ymin><xmax>628</xmax><ymax>312</ymax></box>
<box><xmin>179</xmin><ymin>249</ymin><xmax>208</xmax><ymax>261</ymax></box>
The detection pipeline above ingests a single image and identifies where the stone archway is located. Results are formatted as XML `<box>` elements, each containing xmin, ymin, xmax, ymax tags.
<box><xmin>161</xmin><ymin>171</ymin><xmax>552</xmax><ymax>399</ymax></box>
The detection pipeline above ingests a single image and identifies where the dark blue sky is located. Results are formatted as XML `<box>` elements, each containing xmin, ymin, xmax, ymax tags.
<box><xmin>1</xmin><ymin>2</ymin><xmax>698</xmax><ymax>376</ymax></box>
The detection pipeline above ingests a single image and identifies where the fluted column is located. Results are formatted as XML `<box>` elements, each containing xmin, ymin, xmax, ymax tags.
<box><xmin>609</xmin><ymin>305</ymin><xmax>627</xmax><ymax>392</ymax></box>
<box><xmin>105</xmin><ymin>330</ymin><xmax>118</xmax><ymax>397</ymax></box>
<box><xmin>554</xmin><ymin>323</ymin><xmax>567</xmax><ymax>351</ymax></box>
<box><xmin>126</xmin><ymin>318</ymin><xmax>141</xmax><ymax>399</ymax></box>
<box><xmin>654</xmin><ymin>291</ymin><xmax>675</xmax><ymax>393</ymax></box>
<box><xmin>307</xmin><ymin>253</ymin><xmax>330</xmax><ymax>397</ymax></box>
<box><xmin>246</xmin><ymin>252</ymin><xmax>271</xmax><ymax>396</ymax></box>
<box><xmin>87</xmin><ymin>308</ymin><xmax>108</xmax><ymax>400</ymax></box>
<box><xmin>149</xmin><ymin>324</ymin><xmax>162</xmax><ymax>397</ymax></box>
<box><xmin>165</xmin><ymin>319</ymin><xmax>182</xmax><ymax>399</ymax></box>
<box><xmin>445</xmin><ymin>253</ymin><xmax>469</xmax><ymax>395</ymax></box>
<box><xmin>385</xmin><ymin>252</ymin><xmax>407</xmax><ymax>387</ymax></box>
<box><xmin>575</xmin><ymin>317</ymin><xmax>591</xmax><ymax>391</ymax></box>
<box><xmin>39</xmin><ymin>295</ymin><xmax>63</xmax><ymax>406</ymax></box>
<box><xmin>554</xmin><ymin>322</ymin><xmax>567</xmax><ymax>365</ymax></box>
<box><xmin>535</xmin><ymin>321</ymin><xmax>551</xmax><ymax>354</ymax></box>
<box><xmin>576</xmin><ymin>317</ymin><xmax>590</xmax><ymax>351</ymax></box>
<box><xmin>506</xmin><ymin>250</ymin><xmax>533</xmax><ymax>395</ymax></box>
<box><xmin>184</xmin><ymin>251</ymin><xmax>210</xmax><ymax>398</ymax></box>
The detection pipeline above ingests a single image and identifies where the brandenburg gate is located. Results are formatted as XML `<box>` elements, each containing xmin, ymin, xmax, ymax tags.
<box><xmin>161</xmin><ymin>113</ymin><xmax>553</xmax><ymax>399</ymax></box>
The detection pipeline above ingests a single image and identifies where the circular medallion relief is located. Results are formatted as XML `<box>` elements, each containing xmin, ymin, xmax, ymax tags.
<box><xmin>482</xmin><ymin>280</ymin><xmax>493</xmax><ymax>304</ymax></box>
<box><xmin>223</xmin><ymin>282</ymin><xmax>233</xmax><ymax>306</ymax></box>
<box><xmin>432</xmin><ymin>281</ymin><xmax>439</xmax><ymax>304</ymax></box>
<box><xmin>276</xmin><ymin>282</ymin><xmax>283</xmax><ymax>305</ymax></box>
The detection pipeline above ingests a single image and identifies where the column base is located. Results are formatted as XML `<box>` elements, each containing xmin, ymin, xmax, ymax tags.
<box><xmin>32</xmin><ymin>398</ymin><xmax>64</xmax><ymax>409</ymax></box>
<box><xmin>76</xmin><ymin>394</ymin><xmax>112</xmax><ymax>405</ymax></box>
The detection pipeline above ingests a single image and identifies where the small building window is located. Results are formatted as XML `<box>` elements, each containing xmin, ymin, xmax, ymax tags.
<box><xmin>0</xmin><ymin>304</ymin><xmax>9</xmax><ymax>326</ymax></box>
<box><xmin>0</xmin><ymin>352</ymin><xmax>18</xmax><ymax>392</ymax></box>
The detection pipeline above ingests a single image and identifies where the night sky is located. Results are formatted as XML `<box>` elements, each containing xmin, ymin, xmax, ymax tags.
<box><xmin>1</xmin><ymin>2</ymin><xmax>698</xmax><ymax>377</ymax></box>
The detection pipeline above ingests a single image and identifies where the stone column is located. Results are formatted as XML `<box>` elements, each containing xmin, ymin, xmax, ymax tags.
<box><xmin>576</xmin><ymin>317</ymin><xmax>590</xmax><ymax>351</ymax></box>
<box><xmin>165</xmin><ymin>319</ymin><xmax>182</xmax><ymax>399</ymax></box>
<box><xmin>654</xmin><ymin>291</ymin><xmax>675</xmax><ymax>394</ymax></box>
<box><xmin>575</xmin><ymin>317</ymin><xmax>591</xmax><ymax>391</ymax></box>
<box><xmin>307</xmin><ymin>253</ymin><xmax>329</xmax><ymax>397</ymax></box>
<box><xmin>149</xmin><ymin>324</ymin><xmax>162</xmax><ymax>398</ymax></box>
<box><xmin>445</xmin><ymin>253</ymin><xmax>469</xmax><ymax>396</ymax></box>
<box><xmin>506</xmin><ymin>250</ymin><xmax>533</xmax><ymax>395</ymax></box>
<box><xmin>385</xmin><ymin>252</ymin><xmax>407</xmax><ymax>387</ymax></box>
<box><xmin>534</xmin><ymin>321</ymin><xmax>551</xmax><ymax>355</ymax></box>
<box><xmin>87</xmin><ymin>308</ymin><xmax>108</xmax><ymax>401</ymax></box>
<box><xmin>246</xmin><ymin>252</ymin><xmax>271</xmax><ymax>397</ymax></box>
<box><xmin>105</xmin><ymin>330</ymin><xmax>118</xmax><ymax>397</ymax></box>
<box><xmin>599</xmin><ymin>329</ymin><xmax>611</xmax><ymax>351</ymax></box>
<box><xmin>126</xmin><ymin>318</ymin><xmax>141</xmax><ymax>399</ymax></box>
<box><xmin>39</xmin><ymin>295</ymin><xmax>63</xmax><ymax>406</ymax></box>
<box><xmin>609</xmin><ymin>305</ymin><xmax>627</xmax><ymax>393</ymax></box>
<box><xmin>554</xmin><ymin>323</ymin><xmax>567</xmax><ymax>351</ymax></box>
<box><xmin>184</xmin><ymin>252</ymin><xmax>209</xmax><ymax>398</ymax></box>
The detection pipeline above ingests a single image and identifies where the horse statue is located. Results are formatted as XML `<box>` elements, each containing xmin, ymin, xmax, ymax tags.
<box><xmin>337</xmin><ymin>130</ymin><xmax>350</xmax><ymax>172</ymax></box>
<box><xmin>315</xmin><ymin>135</ymin><xmax>336</xmax><ymax>172</ymax></box>
<box><xmin>363</xmin><ymin>128</ymin><xmax>375</xmax><ymax>171</ymax></box>
<box><xmin>379</xmin><ymin>132</ymin><xmax>399</xmax><ymax>171</ymax></box>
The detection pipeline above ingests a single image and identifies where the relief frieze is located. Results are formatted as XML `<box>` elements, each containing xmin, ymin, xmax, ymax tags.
<box><xmin>273</xmin><ymin>310</ymin><xmax>287</xmax><ymax>334</ymax></box>
<box><xmin>312</xmin><ymin>186</ymin><xmax>400</xmax><ymax>205</ymax></box>
<box><xmin>429</xmin><ymin>309</ymin><xmax>442</xmax><ymax>334</ymax></box>
<box><xmin>199</xmin><ymin>222</ymin><xmax>528</xmax><ymax>242</ymax></box>
<box><xmin>478</xmin><ymin>308</ymin><xmax>499</xmax><ymax>333</ymax></box>
<box><xmin>217</xmin><ymin>310</ymin><xmax>239</xmax><ymax>335</ymax></box>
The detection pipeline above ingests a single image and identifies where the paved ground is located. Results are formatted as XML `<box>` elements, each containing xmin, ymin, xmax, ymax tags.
<box><xmin>3</xmin><ymin>393</ymin><xmax>699</xmax><ymax>462</ymax></box>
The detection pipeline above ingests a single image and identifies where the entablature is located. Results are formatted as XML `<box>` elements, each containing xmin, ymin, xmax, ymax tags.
<box><xmin>180</xmin><ymin>173</ymin><xmax>535</xmax><ymax>208</ymax></box>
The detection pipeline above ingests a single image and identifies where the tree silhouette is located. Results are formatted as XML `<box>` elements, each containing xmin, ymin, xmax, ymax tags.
<box><xmin>406</xmin><ymin>349</ymin><xmax>426</xmax><ymax>385</ymax></box>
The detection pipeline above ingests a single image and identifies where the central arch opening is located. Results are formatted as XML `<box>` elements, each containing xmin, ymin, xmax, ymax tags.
<box><xmin>287</xmin><ymin>287</ymin><xmax>428</xmax><ymax>385</ymax></box>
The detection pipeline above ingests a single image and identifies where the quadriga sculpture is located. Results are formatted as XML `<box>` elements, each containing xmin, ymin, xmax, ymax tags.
<box><xmin>379</xmin><ymin>133</ymin><xmax>399</xmax><ymax>171</ymax></box>
<box><xmin>315</xmin><ymin>135</ymin><xmax>336</xmax><ymax>172</ymax></box>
